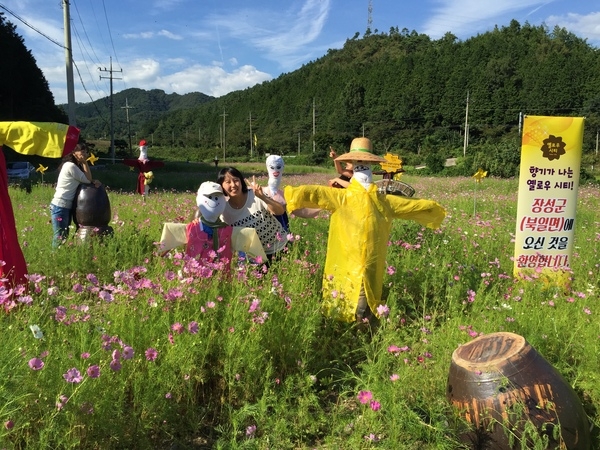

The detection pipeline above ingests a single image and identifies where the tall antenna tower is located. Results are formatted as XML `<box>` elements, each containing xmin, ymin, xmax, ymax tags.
<box><xmin>367</xmin><ymin>0</ymin><xmax>373</xmax><ymax>31</ymax></box>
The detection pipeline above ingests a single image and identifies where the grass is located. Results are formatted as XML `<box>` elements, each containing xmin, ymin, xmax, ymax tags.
<box><xmin>1</xmin><ymin>170</ymin><xmax>599</xmax><ymax>449</ymax></box>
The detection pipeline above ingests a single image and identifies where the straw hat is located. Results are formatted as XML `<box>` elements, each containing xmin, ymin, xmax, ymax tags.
<box><xmin>334</xmin><ymin>137</ymin><xmax>386</xmax><ymax>163</ymax></box>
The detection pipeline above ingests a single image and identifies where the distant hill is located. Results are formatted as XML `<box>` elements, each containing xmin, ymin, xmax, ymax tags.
<box><xmin>60</xmin><ymin>88</ymin><xmax>215</xmax><ymax>141</ymax></box>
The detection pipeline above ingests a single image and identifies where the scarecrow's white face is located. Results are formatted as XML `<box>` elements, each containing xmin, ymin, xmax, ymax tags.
<box><xmin>266</xmin><ymin>155</ymin><xmax>284</xmax><ymax>179</ymax></box>
<box><xmin>139</xmin><ymin>145</ymin><xmax>148</xmax><ymax>161</ymax></box>
<box><xmin>352</xmin><ymin>163</ymin><xmax>373</xmax><ymax>189</ymax></box>
<box><xmin>266</xmin><ymin>155</ymin><xmax>284</xmax><ymax>191</ymax></box>
<box><xmin>197</xmin><ymin>192</ymin><xmax>226</xmax><ymax>222</ymax></box>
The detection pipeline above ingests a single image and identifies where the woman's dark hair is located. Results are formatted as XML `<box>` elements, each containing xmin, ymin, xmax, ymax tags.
<box><xmin>216</xmin><ymin>167</ymin><xmax>248</xmax><ymax>196</ymax></box>
<box><xmin>59</xmin><ymin>143</ymin><xmax>88</xmax><ymax>171</ymax></box>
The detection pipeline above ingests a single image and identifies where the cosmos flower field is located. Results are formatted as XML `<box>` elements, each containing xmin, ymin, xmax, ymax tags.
<box><xmin>2</xmin><ymin>173</ymin><xmax>599</xmax><ymax>449</ymax></box>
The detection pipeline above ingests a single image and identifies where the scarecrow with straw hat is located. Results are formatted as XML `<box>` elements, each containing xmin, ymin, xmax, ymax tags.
<box><xmin>284</xmin><ymin>137</ymin><xmax>446</xmax><ymax>323</ymax></box>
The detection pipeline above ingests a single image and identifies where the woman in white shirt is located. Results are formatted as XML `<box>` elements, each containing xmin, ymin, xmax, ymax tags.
<box><xmin>217</xmin><ymin>167</ymin><xmax>288</xmax><ymax>262</ymax></box>
<box><xmin>50</xmin><ymin>143</ymin><xmax>101</xmax><ymax>247</ymax></box>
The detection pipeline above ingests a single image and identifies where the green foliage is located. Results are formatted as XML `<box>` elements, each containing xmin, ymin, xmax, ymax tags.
<box><xmin>1</xmin><ymin>174</ymin><xmax>599</xmax><ymax>449</ymax></box>
<box><xmin>67</xmin><ymin>21</ymin><xmax>600</xmax><ymax>175</ymax></box>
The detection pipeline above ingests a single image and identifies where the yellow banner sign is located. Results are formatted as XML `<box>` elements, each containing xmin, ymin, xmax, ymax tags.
<box><xmin>514</xmin><ymin>116</ymin><xmax>584</xmax><ymax>283</ymax></box>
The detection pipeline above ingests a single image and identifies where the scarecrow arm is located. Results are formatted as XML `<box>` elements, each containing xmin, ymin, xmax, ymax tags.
<box><xmin>386</xmin><ymin>195</ymin><xmax>446</xmax><ymax>229</ymax></box>
<box><xmin>284</xmin><ymin>185</ymin><xmax>344</xmax><ymax>212</ymax></box>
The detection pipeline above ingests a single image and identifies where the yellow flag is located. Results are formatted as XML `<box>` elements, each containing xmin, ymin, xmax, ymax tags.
<box><xmin>253</xmin><ymin>134</ymin><xmax>258</xmax><ymax>147</ymax></box>
<box><xmin>87</xmin><ymin>153</ymin><xmax>99</xmax><ymax>165</ymax></box>
<box><xmin>472</xmin><ymin>168</ymin><xmax>487</xmax><ymax>183</ymax></box>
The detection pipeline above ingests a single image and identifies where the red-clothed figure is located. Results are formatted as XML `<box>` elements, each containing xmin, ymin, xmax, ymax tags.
<box><xmin>0</xmin><ymin>122</ymin><xmax>79</xmax><ymax>289</ymax></box>
<box><xmin>123</xmin><ymin>140</ymin><xmax>164</xmax><ymax>197</ymax></box>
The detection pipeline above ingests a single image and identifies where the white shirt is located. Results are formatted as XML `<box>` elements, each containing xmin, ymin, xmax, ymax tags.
<box><xmin>50</xmin><ymin>162</ymin><xmax>90</xmax><ymax>208</ymax></box>
<box><xmin>221</xmin><ymin>190</ymin><xmax>287</xmax><ymax>255</ymax></box>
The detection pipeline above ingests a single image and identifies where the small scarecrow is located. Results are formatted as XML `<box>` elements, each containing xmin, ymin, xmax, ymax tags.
<box><xmin>123</xmin><ymin>139</ymin><xmax>164</xmax><ymax>198</ymax></box>
<box><xmin>263</xmin><ymin>154</ymin><xmax>320</xmax><ymax>225</ymax></box>
<box><xmin>159</xmin><ymin>182</ymin><xmax>266</xmax><ymax>264</ymax></box>
<box><xmin>285</xmin><ymin>137</ymin><xmax>446</xmax><ymax>323</ymax></box>
<box><xmin>0</xmin><ymin>121</ymin><xmax>79</xmax><ymax>288</ymax></box>
<box><xmin>186</xmin><ymin>182</ymin><xmax>233</xmax><ymax>263</ymax></box>
<box><xmin>263</xmin><ymin>154</ymin><xmax>290</xmax><ymax>232</ymax></box>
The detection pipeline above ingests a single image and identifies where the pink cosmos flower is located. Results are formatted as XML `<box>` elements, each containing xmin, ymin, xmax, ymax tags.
<box><xmin>109</xmin><ymin>359</ymin><xmax>122</xmax><ymax>371</ymax></box>
<box><xmin>145</xmin><ymin>348</ymin><xmax>158</xmax><ymax>361</ymax></box>
<box><xmin>248</xmin><ymin>299</ymin><xmax>260</xmax><ymax>313</ymax></box>
<box><xmin>63</xmin><ymin>368</ymin><xmax>83</xmax><ymax>383</ymax></box>
<box><xmin>87</xmin><ymin>365</ymin><xmax>101</xmax><ymax>378</ymax></box>
<box><xmin>188</xmin><ymin>321</ymin><xmax>199</xmax><ymax>334</ymax></box>
<box><xmin>376</xmin><ymin>304</ymin><xmax>390</xmax><ymax>317</ymax></box>
<box><xmin>364</xmin><ymin>433</ymin><xmax>380</xmax><ymax>442</ymax></box>
<box><xmin>246</xmin><ymin>424</ymin><xmax>256</xmax><ymax>437</ymax></box>
<box><xmin>370</xmin><ymin>400</ymin><xmax>382</xmax><ymax>411</ymax></box>
<box><xmin>122</xmin><ymin>346</ymin><xmax>134</xmax><ymax>360</ymax></box>
<box><xmin>4</xmin><ymin>420</ymin><xmax>14</xmax><ymax>430</ymax></box>
<box><xmin>357</xmin><ymin>390</ymin><xmax>373</xmax><ymax>404</ymax></box>
<box><xmin>99</xmin><ymin>290</ymin><xmax>114</xmax><ymax>302</ymax></box>
<box><xmin>171</xmin><ymin>323</ymin><xmax>184</xmax><ymax>334</ymax></box>
<box><xmin>56</xmin><ymin>394</ymin><xmax>69</xmax><ymax>410</ymax></box>
<box><xmin>28</xmin><ymin>357</ymin><xmax>45</xmax><ymax>371</ymax></box>
<box><xmin>390</xmin><ymin>374</ymin><xmax>399</xmax><ymax>382</ymax></box>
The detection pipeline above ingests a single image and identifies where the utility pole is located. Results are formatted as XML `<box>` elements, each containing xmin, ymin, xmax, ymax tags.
<box><xmin>463</xmin><ymin>91</ymin><xmax>469</xmax><ymax>157</ymax></box>
<box><xmin>221</xmin><ymin>109</ymin><xmax>227</xmax><ymax>162</ymax></box>
<box><xmin>298</xmin><ymin>132</ymin><xmax>300</xmax><ymax>155</ymax></box>
<box><xmin>121</xmin><ymin>98</ymin><xmax>135</xmax><ymax>156</ymax></box>
<box><xmin>312</xmin><ymin>97</ymin><xmax>316</xmax><ymax>153</ymax></box>
<box><xmin>248</xmin><ymin>111</ymin><xmax>255</xmax><ymax>159</ymax></box>
<box><xmin>62</xmin><ymin>0</ymin><xmax>76</xmax><ymax>126</ymax></box>
<box><xmin>99</xmin><ymin>57</ymin><xmax>122</xmax><ymax>164</ymax></box>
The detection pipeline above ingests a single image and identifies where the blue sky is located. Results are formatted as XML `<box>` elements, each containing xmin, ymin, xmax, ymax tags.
<box><xmin>2</xmin><ymin>0</ymin><xmax>600</xmax><ymax>105</ymax></box>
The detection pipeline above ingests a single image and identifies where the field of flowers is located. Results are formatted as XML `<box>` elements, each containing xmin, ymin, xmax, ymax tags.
<box><xmin>2</xmin><ymin>172</ymin><xmax>599</xmax><ymax>449</ymax></box>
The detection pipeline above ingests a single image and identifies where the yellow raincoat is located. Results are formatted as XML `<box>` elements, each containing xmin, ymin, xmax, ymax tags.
<box><xmin>285</xmin><ymin>178</ymin><xmax>446</xmax><ymax>322</ymax></box>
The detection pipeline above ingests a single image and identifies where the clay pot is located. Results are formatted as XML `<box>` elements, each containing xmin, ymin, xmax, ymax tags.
<box><xmin>447</xmin><ymin>332</ymin><xmax>590</xmax><ymax>449</ymax></box>
<box><xmin>73</xmin><ymin>184</ymin><xmax>113</xmax><ymax>240</ymax></box>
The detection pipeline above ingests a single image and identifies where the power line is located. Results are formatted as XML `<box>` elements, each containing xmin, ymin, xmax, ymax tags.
<box><xmin>0</xmin><ymin>3</ymin><xmax>65</xmax><ymax>48</ymax></box>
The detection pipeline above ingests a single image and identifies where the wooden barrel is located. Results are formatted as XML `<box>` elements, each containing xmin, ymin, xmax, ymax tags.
<box><xmin>447</xmin><ymin>332</ymin><xmax>590</xmax><ymax>449</ymax></box>
<box><xmin>73</xmin><ymin>184</ymin><xmax>111</xmax><ymax>227</ymax></box>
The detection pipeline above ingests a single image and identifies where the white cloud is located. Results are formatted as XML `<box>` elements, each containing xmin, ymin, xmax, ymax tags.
<box><xmin>151</xmin><ymin>64</ymin><xmax>272</xmax><ymax>97</ymax></box>
<box><xmin>157</xmin><ymin>29</ymin><xmax>183</xmax><ymax>40</ymax></box>
<box><xmin>123</xmin><ymin>59</ymin><xmax>162</xmax><ymax>84</ymax></box>
<box><xmin>544</xmin><ymin>12</ymin><xmax>600</xmax><ymax>44</ymax></box>
<box><xmin>122</xmin><ymin>32</ymin><xmax>153</xmax><ymax>39</ymax></box>
<box><xmin>422</xmin><ymin>0</ymin><xmax>558</xmax><ymax>38</ymax></box>
<box><xmin>207</xmin><ymin>0</ymin><xmax>332</xmax><ymax>69</ymax></box>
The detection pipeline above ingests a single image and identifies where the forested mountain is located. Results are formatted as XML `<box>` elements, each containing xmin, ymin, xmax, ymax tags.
<box><xmin>0</xmin><ymin>13</ymin><xmax>67</xmax><ymax>123</ymax></box>
<box><xmin>98</xmin><ymin>20</ymin><xmax>598</xmax><ymax>176</ymax></box>
<box><xmin>3</xmin><ymin>10</ymin><xmax>600</xmax><ymax>177</ymax></box>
